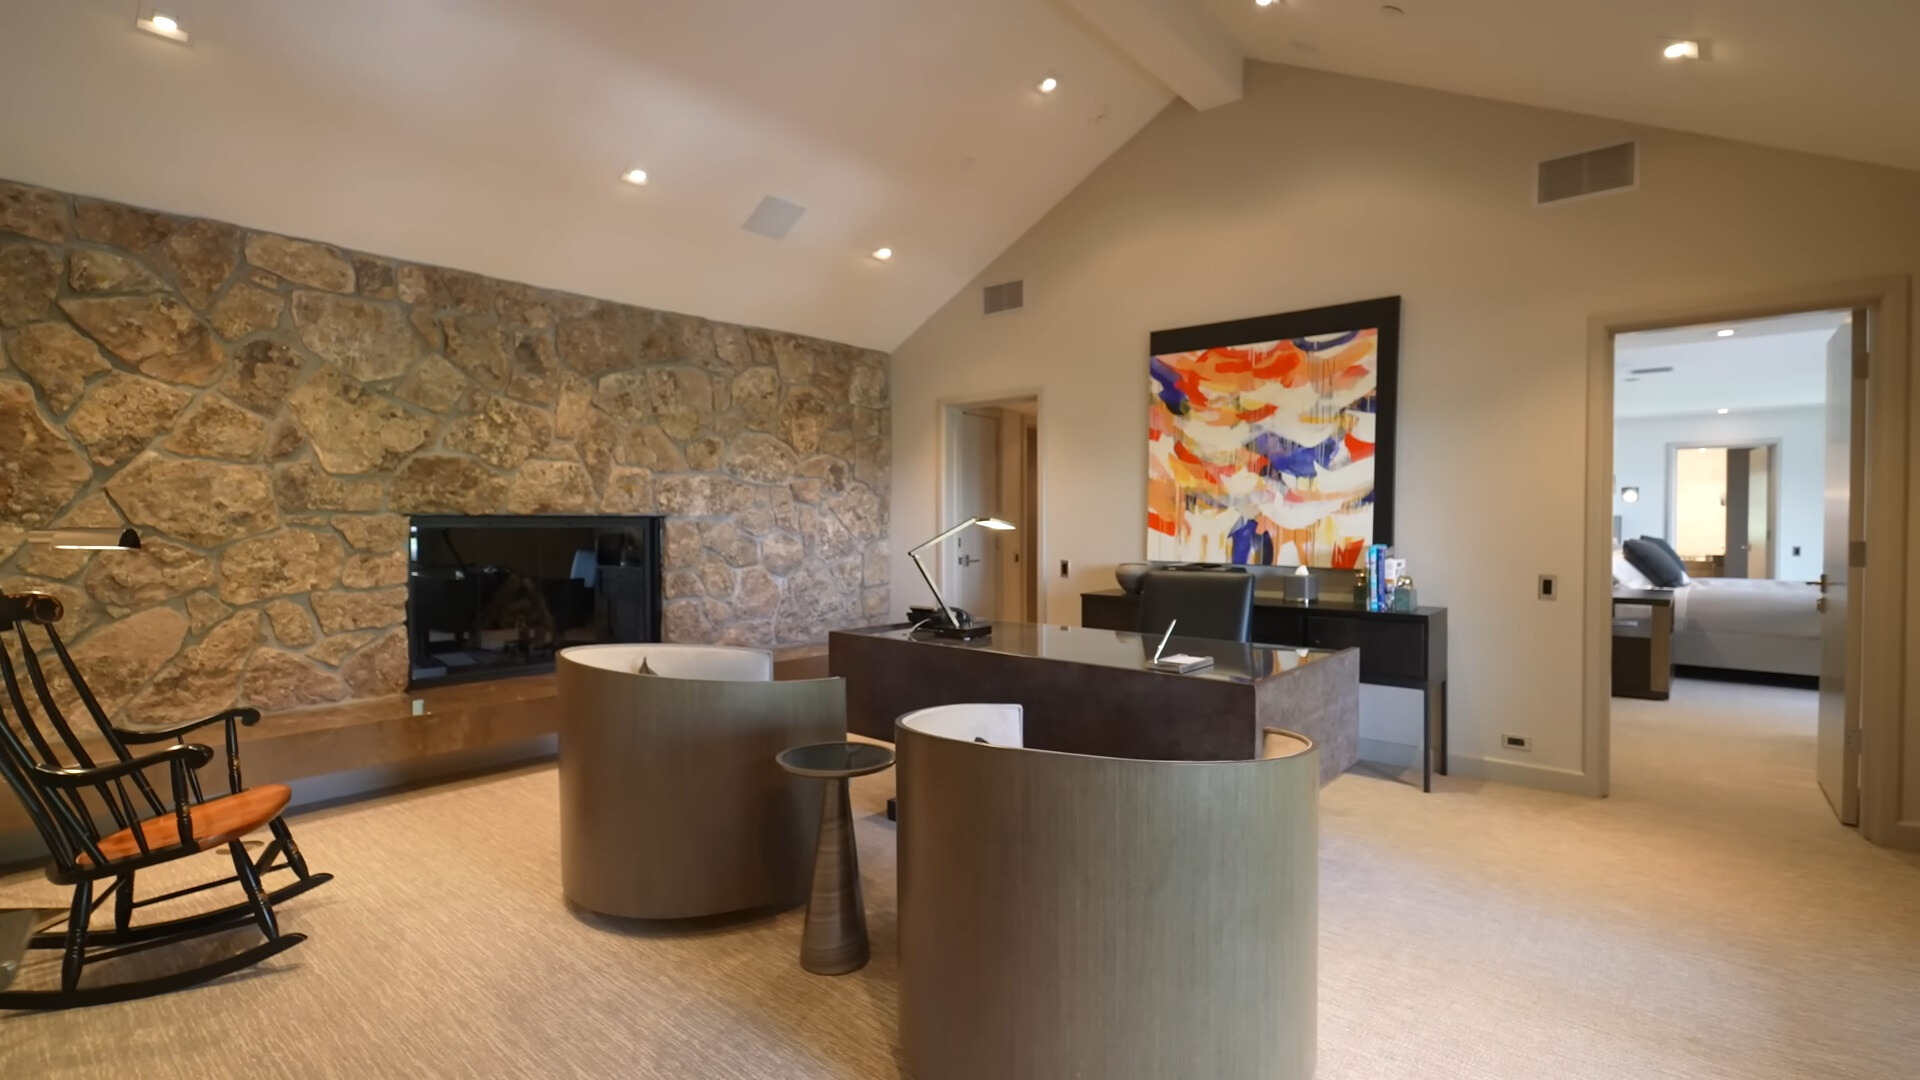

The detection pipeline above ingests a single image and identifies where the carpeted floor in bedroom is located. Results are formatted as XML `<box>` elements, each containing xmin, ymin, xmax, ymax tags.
<box><xmin>3</xmin><ymin>676</ymin><xmax>1918</xmax><ymax>1079</ymax></box>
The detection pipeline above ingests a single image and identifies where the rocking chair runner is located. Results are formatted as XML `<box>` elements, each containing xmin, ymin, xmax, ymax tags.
<box><xmin>0</xmin><ymin>590</ymin><xmax>331</xmax><ymax>1010</ymax></box>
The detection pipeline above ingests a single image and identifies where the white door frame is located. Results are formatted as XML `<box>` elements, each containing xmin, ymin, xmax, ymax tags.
<box><xmin>935</xmin><ymin>388</ymin><xmax>1048</xmax><ymax>623</ymax></box>
<box><xmin>1583</xmin><ymin>276</ymin><xmax>1915</xmax><ymax>850</ymax></box>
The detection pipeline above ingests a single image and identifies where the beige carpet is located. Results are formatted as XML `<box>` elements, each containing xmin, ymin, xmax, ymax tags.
<box><xmin>4</xmin><ymin>679</ymin><xmax>1918</xmax><ymax>1078</ymax></box>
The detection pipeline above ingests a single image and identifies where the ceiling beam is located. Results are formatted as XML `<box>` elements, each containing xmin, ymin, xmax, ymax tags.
<box><xmin>1060</xmin><ymin>0</ymin><xmax>1243</xmax><ymax>110</ymax></box>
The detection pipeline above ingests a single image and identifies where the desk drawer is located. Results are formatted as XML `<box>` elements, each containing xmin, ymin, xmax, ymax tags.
<box><xmin>1304</xmin><ymin>616</ymin><xmax>1428</xmax><ymax>683</ymax></box>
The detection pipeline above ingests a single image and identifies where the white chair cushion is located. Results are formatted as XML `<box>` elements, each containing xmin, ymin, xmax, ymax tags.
<box><xmin>897</xmin><ymin>703</ymin><xmax>1024</xmax><ymax>747</ymax></box>
<box><xmin>560</xmin><ymin>644</ymin><xmax>773</xmax><ymax>682</ymax></box>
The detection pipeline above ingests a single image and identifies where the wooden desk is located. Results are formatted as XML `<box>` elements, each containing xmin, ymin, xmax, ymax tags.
<box><xmin>829</xmin><ymin>622</ymin><xmax>1360</xmax><ymax>783</ymax></box>
<box><xmin>1082</xmin><ymin>589</ymin><xmax>1449</xmax><ymax>791</ymax></box>
<box><xmin>1611</xmin><ymin>589</ymin><xmax>1675</xmax><ymax>700</ymax></box>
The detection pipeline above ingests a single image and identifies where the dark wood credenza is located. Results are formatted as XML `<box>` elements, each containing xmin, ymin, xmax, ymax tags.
<box><xmin>1081</xmin><ymin>589</ymin><xmax>1450</xmax><ymax>791</ymax></box>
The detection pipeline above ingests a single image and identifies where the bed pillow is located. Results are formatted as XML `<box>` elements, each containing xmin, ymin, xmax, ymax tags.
<box><xmin>1622</xmin><ymin>538</ymin><xmax>1687</xmax><ymax>588</ymax></box>
<box><xmin>1636</xmin><ymin>535</ymin><xmax>1693</xmax><ymax>585</ymax></box>
<box><xmin>1613</xmin><ymin>553</ymin><xmax>1656</xmax><ymax>590</ymax></box>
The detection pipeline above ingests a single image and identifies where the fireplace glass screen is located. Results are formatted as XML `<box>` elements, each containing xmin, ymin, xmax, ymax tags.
<box><xmin>406</xmin><ymin>515</ymin><xmax>663</xmax><ymax>688</ymax></box>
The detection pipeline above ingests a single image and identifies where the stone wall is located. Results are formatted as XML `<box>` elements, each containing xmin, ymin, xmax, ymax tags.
<box><xmin>0</xmin><ymin>179</ymin><xmax>890</xmax><ymax>727</ymax></box>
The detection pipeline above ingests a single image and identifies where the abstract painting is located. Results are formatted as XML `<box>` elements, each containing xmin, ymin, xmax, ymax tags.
<box><xmin>1147</xmin><ymin>297</ymin><xmax>1400</xmax><ymax>569</ymax></box>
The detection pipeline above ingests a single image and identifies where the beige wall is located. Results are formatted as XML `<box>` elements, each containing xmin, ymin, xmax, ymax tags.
<box><xmin>889</xmin><ymin>63</ymin><xmax>1920</xmax><ymax>790</ymax></box>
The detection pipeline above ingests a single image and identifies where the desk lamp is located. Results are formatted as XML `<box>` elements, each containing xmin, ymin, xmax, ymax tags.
<box><xmin>907</xmin><ymin>516</ymin><xmax>1015</xmax><ymax>639</ymax></box>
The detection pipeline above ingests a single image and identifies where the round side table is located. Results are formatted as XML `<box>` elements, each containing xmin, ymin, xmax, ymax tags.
<box><xmin>775</xmin><ymin>741</ymin><xmax>895</xmax><ymax>975</ymax></box>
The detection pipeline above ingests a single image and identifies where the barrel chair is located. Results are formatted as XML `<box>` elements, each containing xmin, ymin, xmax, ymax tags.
<box><xmin>555</xmin><ymin>644</ymin><xmax>844</xmax><ymax>920</ymax></box>
<box><xmin>895</xmin><ymin>702</ymin><xmax>1320</xmax><ymax>1080</ymax></box>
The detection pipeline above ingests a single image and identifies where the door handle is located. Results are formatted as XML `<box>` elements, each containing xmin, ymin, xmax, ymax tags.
<box><xmin>1816</xmin><ymin>573</ymin><xmax>1830</xmax><ymax>594</ymax></box>
<box><xmin>957</xmin><ymin>554</ymin><xmax>980</xmax><ymax>567</ymax></box>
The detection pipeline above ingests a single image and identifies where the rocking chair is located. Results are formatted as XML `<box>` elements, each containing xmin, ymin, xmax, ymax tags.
<box><xmin>0</xmin><ymin>590</ymin><xmax>331</xmax><ymax>1010</ymax></box>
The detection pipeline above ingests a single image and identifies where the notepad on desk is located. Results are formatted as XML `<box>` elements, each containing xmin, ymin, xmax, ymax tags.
<box><xmin>1146</xmin><ymin>620</ymin><xmax>1214</xmax><ymax>673</ymax></box>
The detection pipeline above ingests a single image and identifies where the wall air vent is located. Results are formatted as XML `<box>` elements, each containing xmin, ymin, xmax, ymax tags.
<box><xmin>983</xmin><ymin>280</ymin><xmax>1024</xmax><ymax>315</ymax></box>
<box><xmin>1536</xmin><ymin>141</ymin><xmax>1637</xmax><ymax>205</ymax></box>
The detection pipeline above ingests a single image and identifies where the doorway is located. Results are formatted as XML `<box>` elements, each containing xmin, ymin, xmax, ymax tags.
<box><xmin>940</xmin><ymin>395</ymin><xmax>1042</xmax><ymax>624</ymax></box>
<box><xmin>1597</xmin><ymin>294</ymin><xmax>1881</xmax><ymax>834</ymax></box>
<box><xmin>1667</xmin><ymin>440</ymin><xmax>1779</xmax><ymax>579</ymax></box>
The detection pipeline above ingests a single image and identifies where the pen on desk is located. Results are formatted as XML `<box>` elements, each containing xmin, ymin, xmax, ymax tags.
<box><xmin>1151</xmin><ymin>619</ymin><xmax>1176</xmax><ymax>664</ymax></box>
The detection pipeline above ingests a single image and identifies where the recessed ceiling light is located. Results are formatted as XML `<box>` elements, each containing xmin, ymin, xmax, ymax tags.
<box><xmin>1716</xmin><ymin>328</ymin><xmax>1735</xmax><ymax>337</ymax></box>
<box><xmin>136</xmin><ymin>12</ymin><xmax>189</xmax><ymax>42</ymax></box>
<box><xmin>621</xmin><ymin>168</ymin><xmax>649</xmax><ymax>186</ymax></box>
<box><xmin>1717</xmin><ymin>408</ymin><xmax>1730</xmax><ymax>414</ymax></box>
<box><xmin>1664</xmin><ymin>40</ymin><xmax>1700</xmax><ymax>60</ymax></box>
<box><xmin>1255</xmin><ymin>0</ymin><xmax>1280</xmax><ymax>7</ymax></box>
<box><xmin>1037</xmin><ymin>75</ymin><xmax>1059</xmax><ymax>94</ymax></box>
<box><xmin>871</xmin><ymin>248</ymin><xmax>893</xmax><ymax>261</ymax></box>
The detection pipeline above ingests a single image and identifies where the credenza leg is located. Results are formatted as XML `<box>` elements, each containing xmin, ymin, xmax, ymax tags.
<box><xmin>1421</xmin><ymin>688</ymin><xmax>1432</xmax><ymax>793</ymax></box>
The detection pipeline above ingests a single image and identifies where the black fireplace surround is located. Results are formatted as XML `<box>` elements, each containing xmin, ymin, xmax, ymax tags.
<box><xmin>406</xmin><ymin>515</ymin><xmax>664</xmax><ymax>689</ymax></box>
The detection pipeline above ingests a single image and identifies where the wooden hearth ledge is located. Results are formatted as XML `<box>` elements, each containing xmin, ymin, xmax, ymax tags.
<box><xmin>0</xmin><ymin>643</ymin><xmax>828</xmax><ymax>844</ymax></box>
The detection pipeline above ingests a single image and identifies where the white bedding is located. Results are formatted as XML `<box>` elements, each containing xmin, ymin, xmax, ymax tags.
<box><xmin>1671</xmin><ymin>578</ymin><xmax>1821</xmax><ymax>639</ymax></box>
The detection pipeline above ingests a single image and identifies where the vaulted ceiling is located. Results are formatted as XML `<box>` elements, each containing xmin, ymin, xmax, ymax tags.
<box><xmin>3</xmin><ymin>1</ymin><xmax>1916</xmax><ymax>352</ymax></box>
<box><xmin>1194</xmin><ymin>0</ymin><xmax>1920</xmax><ymax>174</ymax></box>
<box><xmin>0</xmin><ymin>0</ymin><xmax>1171</xmax><ymax>351</ymax></box>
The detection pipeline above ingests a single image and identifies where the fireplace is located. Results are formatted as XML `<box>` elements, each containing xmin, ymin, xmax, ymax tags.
<box><xmin>406</xmin><ymin>515</ymin><xmax>664</xmax><ymax>689</ymax></box>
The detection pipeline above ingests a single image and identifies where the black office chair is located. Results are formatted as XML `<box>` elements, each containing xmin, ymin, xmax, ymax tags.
<box><xmin>1138</xmin><ymin>570</ymin><xmax>1254</xmax><ymax>643</ymax></box>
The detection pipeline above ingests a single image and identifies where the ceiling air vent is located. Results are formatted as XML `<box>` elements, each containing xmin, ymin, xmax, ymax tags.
<box><xmin>742</xmin><ymin>196</ymin><xmax>806</xmax><ymax>240</ymax></box>
<box><xmin>1536</xmin><ymin>141</ymin><xmax>1637</xmax><ymax>205</ymax></box>
<box><xmin>983</xmin><ymin>280</ymin><xmax>1024</xmax><ymax>315</ymax></box>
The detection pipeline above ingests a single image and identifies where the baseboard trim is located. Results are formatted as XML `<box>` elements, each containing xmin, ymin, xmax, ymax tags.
<box><xmin>1356</xmin><ymin>738</ymin><xmax>1417</xmax><ymax>769</ymax></box>
<box><xmin>1355</xmin><ymin>739</ymin><xmax>1599</xmax><ymax>797</ymax></box>
<box><xmin>1865</xmin><ymin>818</ymin><xmax>1920</xmax><ymax>852</ymax></box>
<box><xmin>1445</xmin><ymin>755</ymin><xmax>1599</xmax><ymax>796</ymax></box>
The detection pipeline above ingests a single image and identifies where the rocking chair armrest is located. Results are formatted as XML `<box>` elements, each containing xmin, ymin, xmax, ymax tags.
<box><xmin>30</xmin><ymin>743</ymin><xmax>215</xmax><ymax>789</ymax></box>
<box><xmin>114</xmin><ymin>708</ymin><xmax>262</xmax><ymax>745</ymax></box>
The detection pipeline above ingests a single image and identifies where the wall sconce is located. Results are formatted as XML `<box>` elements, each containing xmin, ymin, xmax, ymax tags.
<box><xmin>27</xmin><ymin>528</ymin><xmax>142</xmax><ymax>550</ymax></box>
<box><xmin>1619</xmin><ymin>487</ymin><xmax>1640</xmax><ymax>504</ymax></box>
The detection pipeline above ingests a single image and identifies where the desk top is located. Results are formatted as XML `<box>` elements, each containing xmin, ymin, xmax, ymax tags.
<box><xmin>831</xmin><ymin>621</ymin><xmax>1345</xmax><ymax>685</ymax></box>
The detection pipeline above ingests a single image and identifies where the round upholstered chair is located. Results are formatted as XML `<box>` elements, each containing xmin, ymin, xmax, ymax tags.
<box><xmin>895</xmin><ymin>703</ymin><xmax>1319</xmax><ymax>1080</ymax></box>
<box><xmin>557</xmin><ymin>644</ymin><xmax>845</xmax><ymax>919</ymax></box>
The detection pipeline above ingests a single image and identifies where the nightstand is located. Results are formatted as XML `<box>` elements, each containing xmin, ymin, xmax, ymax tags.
<box><xmin>1611</xmin><ymin>589</ymin><xmax>1674</xmax><ymax>700</ymax></box>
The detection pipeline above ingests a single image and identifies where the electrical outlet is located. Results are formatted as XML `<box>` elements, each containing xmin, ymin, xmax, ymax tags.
<box><xmin>1792</xmin><ymin>545</ymin><xmax>1802</xmax><ymax>557</ymax></box>
<box><xmin>1060</xmin><ymin>559</ymin><xmax>1070</xmax><ymax>578</ymax></box>
<box><xmin>1538</xmin><ymin>574</ymin><xmax>1557</xmax><ymax>600</ymax></box>
<box><xmin>1502</xmin><ymin>733</ymin><xmax>1532</xmax><ymax>751</ymax></box>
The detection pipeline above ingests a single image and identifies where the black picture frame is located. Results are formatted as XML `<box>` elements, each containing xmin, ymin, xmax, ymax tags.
<box><xmin>1149</xmin><ymin>295</ymin><xmax>1402</xmax><ymax>555</ymax></box>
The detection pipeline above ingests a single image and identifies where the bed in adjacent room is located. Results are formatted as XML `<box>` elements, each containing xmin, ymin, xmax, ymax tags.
<box><xmin>1615</xmin><ymin>543</ymin><xmax>1822</xmax><ymax>678</ymax></box>
<box><xmin>1665</xmin><ymin>577</ymin><xmax>1822</xmax><ymax>677</ymax></box>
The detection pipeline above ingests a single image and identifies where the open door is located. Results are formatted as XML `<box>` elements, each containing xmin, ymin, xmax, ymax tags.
<box><xmin>1817</xmin><ymin>313</ymin><xmax>1866</xmax><ymax>825</ymax></box>
<box><xmin>949</xmin><ymin>409</ymin><xmax>1003</xmax><ymax>620</ymax></box>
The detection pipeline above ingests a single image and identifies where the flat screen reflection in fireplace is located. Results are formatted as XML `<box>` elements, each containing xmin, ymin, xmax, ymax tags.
<box><xmin>406</xmin><ymin>515</ymin><xmax>664</xmax><ymax>689</ymax></box>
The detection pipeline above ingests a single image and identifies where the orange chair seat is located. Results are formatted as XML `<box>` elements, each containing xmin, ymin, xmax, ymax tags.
<box><xmin>80</xmin><ymin>784</ymin><xmax>292</xmax><ymax>867</ymax></box>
